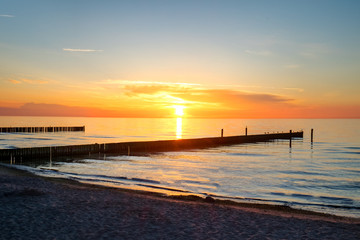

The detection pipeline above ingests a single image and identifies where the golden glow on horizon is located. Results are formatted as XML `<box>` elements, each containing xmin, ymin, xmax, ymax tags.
<box><xmin>2</xmin><ymin>78</ymin><xmax>359</xmax><ymax>118</ymax></box>
<box><xmin>174</xmin><ymin>105</ymin><xmax>185</xmax><ymax>117</ymax></box>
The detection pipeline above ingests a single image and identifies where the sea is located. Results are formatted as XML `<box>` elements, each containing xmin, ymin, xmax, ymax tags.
<box><xmin>0</xmin><ymin>116</ymin><xmax>359</xmax><ymax>218</ymax></box>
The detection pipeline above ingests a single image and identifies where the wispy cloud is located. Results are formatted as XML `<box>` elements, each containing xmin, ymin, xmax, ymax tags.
<box><xmin>9</xmin><ymin>80</ymin><xmax>21</xmax><ymax>84</ymax></box>
<box><xmin>245</xmin><ymin>50</ymin><xmax>272</xmax><ymax>56</ymax></box>
<box><xmin>22</xmin><ymin>79</ymin><xmax>48</xmax><ymax>84</ymax></box>
<box><xmin>63</xmin><ymin>48</ymin><xmax>103</xmax><ymax>52</ymax></box>
<box><xmin>64</xmin><ymin>79</ymin><xmax>297</xmax><ymax>117</ymax></box>
<box><xmin>8</xmin><ymin>78</ymin><xmax>48</xmax><ymax>85</ymax></box>
<box><xmin>0</xmin><ymin>14</ymin><xmax>14</xmax><ymax>18</ymax></box>
<box><xmin>122</xmin><ymin>81</ymin><xmax>293</xmax><ymax>107</ymax></box>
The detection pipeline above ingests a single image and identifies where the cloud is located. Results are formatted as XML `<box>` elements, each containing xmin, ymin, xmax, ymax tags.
<box><xmin>245</xmin><ymin>50</ymin><xmax>272</xmax><ymax>56</ymax></box>
<box><xmin>32</xmin><ymin>79</ymin><xmax>296</xmax><ymax>118</ymax></box>
<box><xmin>124</xmin><ymin>84</ymin><xmax>295</xmax><ymax>118</ymax></box>
<box><xmin>8</xmin><ymin>78</ymin><xmax>48</xmax><ymax>85</ymax></box>
<box><xmin>63</xmin><ymin>48</ymin><xmax>103</xmax><ymax>52</ymax></box>
<box><xmin>89</xmin><ymin>79</ymin><xmax>295</xmax><ymax>114</ymax></box>
<box><xmin>122</xmin><ymin>83</ymin><xmax>196</xmax><ymax>106</ymax></box>
<box><xmin>22</xmin><ymin>79</ymin><xmax>48</xmax><ymax>84</ymax></box>
<box><xmin>9</xmin><ymin>80</ymin><xmax>21</xmax><ymax>84</ymax></box>
<box><xmin>190</xmin><ymin>89</ymin><xmax>293</xmax><ymax>107</ymax></box>
<box><xmin>121</xmin><ymin>81</ymin><xmax>294</xmax><ymax>108</ymax></box>
<box><xmin>0</xmin><ymin>14</ymin><xmax>14</xmax><ymax>18</ymax></box>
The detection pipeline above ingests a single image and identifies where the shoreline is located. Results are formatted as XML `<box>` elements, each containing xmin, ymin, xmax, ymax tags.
<box><xmin>1</xmin><ymin>164</ymin><xmax>360</xmax><ymax>239</ymax></box>
<box><xmin>0</xmin><ymin>165</ymin><xmax>360</xmax><ymax>240</ymax></box>
<box><xmin>2</xmin><ymin>164</ymin><xmax>359</xmax><ymax>224</ymax></box>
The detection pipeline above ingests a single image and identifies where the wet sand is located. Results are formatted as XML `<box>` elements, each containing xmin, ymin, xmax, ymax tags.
<box><xmin>1</xmin><ymin>165</ymin><xmax>359</xmax><ymax>239</ymax></box>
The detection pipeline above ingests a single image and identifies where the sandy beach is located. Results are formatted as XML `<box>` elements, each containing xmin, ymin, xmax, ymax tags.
<box><xmin>0</xmin><ymin>165</ymin><xmax>359</xmax><ymax>240</ymax></box>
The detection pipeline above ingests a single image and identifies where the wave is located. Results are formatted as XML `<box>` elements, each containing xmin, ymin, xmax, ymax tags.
<box><xmin>86</xmin><ymin>135</ymin><xmax>117</xmax><ymax>139</ymax></box>
<box><xmin>324</xmin><ymin>148</ymin><xmax>360</xmax><ymax>155</ymax></box>
<box><xmin>175</xmin><ymin>179</ymin><xmax>220</xmax><ymax>188</ymax></box>
<box><xmin>57</xmin><ymin>171</ymin><xmax>190</xmax><ymax>194</ymax></box>
<box><xmin>68</xmin><ymin>176</ymin><xmax>129</xmax><ymax>186</ymax></box>
<box><xmin>41</xmin><ymin>170</ymin><xmax>163</xmax><ymax>186</ymax></box>
<box><xmin>3</xmin><ymin>145</ymin><xmax>18</xmax><ymax>149</ymax></box>
<box><xmin>278</xmin><ymin>170</ymin><xmax>330</xmax><ymax>177</ymax></box>
<box><xmin>106</xmin><ymin>156</ymin><xmax>152</xmax><ymax>162</ymax></box>
<box><xmin>226</xmin><ymin>152</ymin><xmax>270</xmax><ymax>157</ymax></box>
<box><xmin>131</xmin><ymin>178</ymin><xmax>160</xmax><ymax>184</ymax></box>
<box><xmin>209</xmin><ymin>192</ymin><xmax>360</xmax><ymax>210</ymax></box>
<box><xmin>269</xmin><ymin>191</ymin><xmax>358</xmax><ymax>208</ymax></box>
<box><xmin>345</xmin><ymin>146</ymin><xmax>360</xmax><ymax>150</ymax></box>
<box><xmin>136</xmin><ymin>184</ymin><xmax>190</xmax><ymax>193</ymax></box>
<box><xmin>23</xmin><ymin>137</ymin><xmax>52</xmax><ymax>140</ymax></box>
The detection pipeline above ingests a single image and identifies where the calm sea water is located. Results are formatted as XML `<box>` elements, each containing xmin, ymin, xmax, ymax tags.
<box><xmin>1</xmin><ymin>116</ymin><xmax>359</xmax><ymax>218</ymax></box>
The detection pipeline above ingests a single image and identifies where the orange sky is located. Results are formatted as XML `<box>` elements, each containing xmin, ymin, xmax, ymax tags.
<box><xmin>1</xmin><ymin>81</ymin><xmax>359</xmax><ymax>118</ymax></box>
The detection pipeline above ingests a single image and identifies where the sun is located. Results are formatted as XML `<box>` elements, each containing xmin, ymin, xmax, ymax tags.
<box><xmin>173</xmin><ymin>105</ymin><xmax>185</xmax><ymax>117</ymax></box>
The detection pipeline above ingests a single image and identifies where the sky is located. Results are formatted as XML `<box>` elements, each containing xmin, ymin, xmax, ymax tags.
<box><xmin>1</xmin><ymin>0</ymin><xmax>359</xmax><ymax>118</ymax></box>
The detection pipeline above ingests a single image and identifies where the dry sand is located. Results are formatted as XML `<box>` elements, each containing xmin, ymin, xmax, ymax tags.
<box><xmin>0</xmin><ymin>165</ymin><xmax>359</xmax><ymax>240</ymax></box>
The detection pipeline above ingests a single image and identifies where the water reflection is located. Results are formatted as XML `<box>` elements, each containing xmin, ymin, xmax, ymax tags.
<box><xmin>176</xmin><ymin>118</ymin><xmax>182</xmax><ymax>139</ymax></box>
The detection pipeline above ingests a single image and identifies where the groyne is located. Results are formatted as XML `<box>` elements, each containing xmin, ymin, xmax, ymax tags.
<box><xmin>0</xmin><ymin>131</ymin><xmax>303</xmax><ymax>161</ymax></box>
<box><xmin>0</xmin><ymin>126</ymin><xmax>85</xmax><ymax>133</ymax></box>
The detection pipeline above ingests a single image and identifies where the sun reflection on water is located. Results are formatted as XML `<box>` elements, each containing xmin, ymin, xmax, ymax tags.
<box><xmin>176</xmin><ymin>118</ymin><xmax>182</xmax><ymax>139</ymax></box>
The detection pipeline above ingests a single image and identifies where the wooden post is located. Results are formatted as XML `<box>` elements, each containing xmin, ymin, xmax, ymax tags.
<box><xmin>245</xmin><ymin>126</ymin><xmax>248</xmax><ymax>136</ymax></box>
<box><xmin>221</xmin><ymin>129</ymin><xmax>224</xmax><ymax>137</ymax></box>
<box><xmin>311</xmin><ymin>128</ymin><xmax>314</xmax><ymax>143</ymax></box>
<box><xmin>289</xmin><ymin>130</ymin><xmax>292</xmax><ymax>148</ymax></box>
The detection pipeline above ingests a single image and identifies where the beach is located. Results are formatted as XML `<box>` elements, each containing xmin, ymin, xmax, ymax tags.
<box><xmin>0</xmin><ymin>165</ymin><xmax>359</xmax><ymax>240</ymax></box>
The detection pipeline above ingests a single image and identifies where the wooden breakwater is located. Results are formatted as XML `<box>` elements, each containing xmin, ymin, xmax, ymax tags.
<box><xmin>0</xmin><ymin>126</ymin><xmax>85</xmax><ymax>133</ymax></box>
<box><xmin>0</xmin><ymin>131</ymin><xmax>303</xmax><ymax>161</ymax></box>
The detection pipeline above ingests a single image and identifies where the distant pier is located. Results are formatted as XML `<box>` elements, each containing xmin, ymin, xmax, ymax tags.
<box><xmin>0</xmin><ymin>131</ymin><xmax>303</xmax><ymax>161</ymax></box>
<box><xmin>0</xmin><ymin>126</ymin><xmax>85</xmax><ymax>133</ymax></box>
